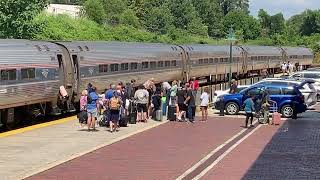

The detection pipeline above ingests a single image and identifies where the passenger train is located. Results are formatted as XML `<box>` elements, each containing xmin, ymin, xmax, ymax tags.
<box><xmin>0</xmin><ymin>40</ymin><xmax>314</xmax><ymax>128</ymax></box>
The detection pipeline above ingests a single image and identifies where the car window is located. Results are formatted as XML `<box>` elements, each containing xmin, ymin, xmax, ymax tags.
<box><xmin>246</xmin><ymin>87</ymin><xmax>264</xmax><ymax>96</ymax></box>
<box><xmin>282</xmin><ymin>88</ymin><xmax>297</xmax><ymax>95</ymax></box>
<box><xmin>304</xmin><ymin>73</ymin><xmax>320</xmax><ymax>79</ymax></box>
<box><xmin>266</xmin><ymin>87</ymin><xmax>281</xmax><ymax>95</ymax></box>
<box><xmin>291</xmin><ymin>73</ymin><xmax>302</xmax><ymax>78</ymax></box>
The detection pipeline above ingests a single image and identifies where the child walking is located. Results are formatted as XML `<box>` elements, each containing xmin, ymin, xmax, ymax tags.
<box><xmin>200</xmin><ymin>87</ymin><xmax>209</xmax><ymax>121</ymax></box>
<box><xmin>243</xmin><ymin>95</ymin><xmax>255</xmax><ymax>128</ymax></box>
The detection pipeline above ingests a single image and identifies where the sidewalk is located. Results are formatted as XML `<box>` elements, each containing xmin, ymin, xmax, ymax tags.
<box><xmin>0</xmin><ymin>118</ymin><xmax>167</xmax><ymax>180</ymax></box>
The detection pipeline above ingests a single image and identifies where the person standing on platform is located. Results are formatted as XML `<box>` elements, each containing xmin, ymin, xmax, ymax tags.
<box><xmin>190</xmin><ymin>77</ymin><xmax>199</xmax><ymax>98</ymax></box>
<box><xmin>134</xmin><ymin>85</ymin><xmax>149</xmax><ymax>122</ymax></box>
<box><xmin>200</xmin><ymin>87</ymin><xmax>209</xmax><ymax>121</ymax></box>
<box><xmin>109</xmin><ymin>92</ymin><xmax>122</xmax><ymax>132</ymax></box>
<box><xmin>281</xmin><ymin>62</ymin><xmax>287</xmax><ymax>75</ymax></box>
<box><xmin>229</xmin><ymin>79</ymin><xmax>238</xmax><ymax>94</ymax></box>
<box><xmin>87</xmin><ymin>86</ymin><xmax>99</xmax><ymax>131</ymax></box>
<box><xmin>162</xmin><ymin>81</ymin><xmax>171</xmax><ymax>111</ymax></box>
<box><xmin>243</xmin><ymin>94</ymin><xmax>255</xmax><ymax>128</ymax></box>
<box><xmin>170</xmin><ymin>80</ymin><xmax>178</xmax><ymax>106</ymax></box>
<box><xmin>185</xmin><ymin>83</ymin><xmax>196</xmax><ymax>123</ymax></box>
<box><xmin>288</xmin><ymin>61</ymin><xmax>294</xmax><ymax>75</ymax></box>
<box><xmin>177</xmin><ymin>85</ymin><xmax>187</xmax><ymax>121</ymax></box>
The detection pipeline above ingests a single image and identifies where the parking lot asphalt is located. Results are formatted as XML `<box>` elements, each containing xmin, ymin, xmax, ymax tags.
<box><xmin>203</xmin><ymin>104</ymin><xmax>320</xmax><ymax>180</ymax></box>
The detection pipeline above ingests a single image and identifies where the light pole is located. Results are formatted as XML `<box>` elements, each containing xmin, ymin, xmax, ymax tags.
<box><xmin>226</xmin><ymin>27</ymin><xmax>237</xmax><ymax>85</ymax></box>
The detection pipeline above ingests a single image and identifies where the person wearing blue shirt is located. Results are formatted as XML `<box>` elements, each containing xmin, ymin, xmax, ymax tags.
<box><xmin>105</xmin><ymin>84</ymin><xmax>116</xmax><ymax>100</ymax></box>
<box><xmin>87</xmin><ymin>86</ymin><xmax>99</xmax><ymax>131</ymax></box>
<box><xmin>243</xmin><ymin>95</ymin><xmax>255</xmax><ymax>128</ymax></box>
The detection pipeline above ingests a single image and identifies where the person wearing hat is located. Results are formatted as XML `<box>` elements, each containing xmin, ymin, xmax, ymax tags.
<box><xmin>229</xmin><ymin>79</ymin><xmax>238</xmax><ymax>94</ymax></box>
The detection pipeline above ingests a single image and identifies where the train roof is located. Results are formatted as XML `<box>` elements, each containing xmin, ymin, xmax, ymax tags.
<box><xmin>240</xmin><ymin>45</ymin><xmax>282</xmax><ymax>56</ymax></box>
<box><xmin>282</xmin><ymin>46</ymin><xmax>313</xmax><ymax>56</ymax></box>
<box><xmin>0</xmin><ymin>39</ymin><xmax>60</xmax><ymax>67</ymax></box>
<box><xmin>182</xmin><ymin>45</ymin><xmax>242</xmax><ymax>56</ymax></box>
<box><xmin>57</xmin><ymin>41</ymin><xmax>183</xmax><ymax>63</ymax></box>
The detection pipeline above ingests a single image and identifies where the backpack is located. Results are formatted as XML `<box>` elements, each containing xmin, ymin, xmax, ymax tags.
<box><xmin>110</xmin><ymin>97</ymin><xmax>120</xmax><ymax>110</ymax></box>
<box><xmin>136</xmin><ymin>90</ymin><xmax>145</xmax><ymax>101</ymax></box>
<box><xmin>87</xmin><ymin>94</ymin><xmax>93</xmax><ymax>104</ymax></box>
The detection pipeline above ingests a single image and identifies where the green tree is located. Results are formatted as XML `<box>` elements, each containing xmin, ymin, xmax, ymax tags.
<box><xmin>217</xmin><ymin>0</ymin><xmax>249</xmax><ymax>16</ymax></box>
<box><xmin>223</xmin><ymin>10</ymin><xmax>261</xmax><ymax>40</ymax></box>
<box><xmin>102</xmin><ymin>0</ymin><xmax>127</xmax><ymax>25</ymax></box>
<box><xmin>192</xmin><ymin>0</ymin><xmax>224</xmax><ymax>37</ymax></box>
<box><xmin>300</xmin><ymin>10</ymin><xmax>320</xmax><ymax>36</ymax></box>
<box><xmin>144</xmin><ymin>4</ymin><xmax>174</xmax><ymax>34</ymax></box>
<box><xmin>0</xmin><ymin>0</ymin><xmax>49</xmax><ymax>39</ymax></box>
<box><xmin>269</xmin><ymin>13</ymin><xmax>285</xmax><ymax>35</ymax></box>
<box><xmin>119</xmin><ymin>9</ymin><xmax>140</xmax><ymax>28</ymax></box>
<box><xmin>82</xmin><ymin>0</ymin><xmax>105</xmax><ymax>24</ymax></box>
<box><xmin>168</xmin><ymin>0</ymin><xmax>208</xmax><ymax>36</ymax></box>
<box><xmin>258</xmin><ymin>9</ymin><xmax>271</xmax><ymax>36</ymax></box>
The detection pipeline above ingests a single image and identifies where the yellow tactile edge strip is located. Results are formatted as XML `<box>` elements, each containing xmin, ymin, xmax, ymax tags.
<box><xmin>0</xmin><ymin>116</ymin><xmax>77</xmax><ymax>138</ymax></box>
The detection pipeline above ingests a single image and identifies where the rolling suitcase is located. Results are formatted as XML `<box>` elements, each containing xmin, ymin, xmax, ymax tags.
<box><xmin>270</xmin><ymin>102</ymin><xmax>281</xmax><ymax>125</ymax></box>
<box><xmin>167</xmin><ymin>105</ymin><xmax>176</xmax><ymax>121</ymax></box>
<box><xmin>129</xmin><ymin>100</ymin><xmax>137</xmax><ymax>124</ymax></box>
<box><xmin>155</xmin><ymin>110</ymin><xmax>163</xmax><ymax>121</ymax></box>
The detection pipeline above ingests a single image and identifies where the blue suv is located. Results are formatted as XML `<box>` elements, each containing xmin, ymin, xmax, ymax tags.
<box><xmin>215</xmin><ymin>84</ymin><xmax>307</xmax><ymax>118</ymax></box>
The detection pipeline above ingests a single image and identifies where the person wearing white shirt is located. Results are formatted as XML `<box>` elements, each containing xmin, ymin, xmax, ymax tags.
<box><xmin>281</xmin><ymin>62</ymin><xmax>287</xmax><ymax>75</ymax></box>
<box><xmin>200</xmin><ymin>87</ymin><xmax>210</xmax><ymax>121</ymax></box>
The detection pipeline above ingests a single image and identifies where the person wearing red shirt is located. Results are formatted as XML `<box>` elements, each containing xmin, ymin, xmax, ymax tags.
<box><xmin>190</xmin><ymin>77</ymin><xmax>199</xmax><ymax>97</ymax></box>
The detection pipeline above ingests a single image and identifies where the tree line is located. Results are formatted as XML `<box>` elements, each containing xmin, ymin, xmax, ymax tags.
<box><xmin>1</xmin><ymin>0</ymin><xmax>320</xmax><ymax>54</ymax></box>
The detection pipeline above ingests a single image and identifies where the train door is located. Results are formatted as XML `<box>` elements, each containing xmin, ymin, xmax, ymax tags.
<box><xmin>239</xmin><ymin>46</ymin><xmax>248</xmax><ymax>76</ymax></box>
<box><xmin>71</xmin><ymin>54</ymin><xmax>80</xmax><ymax>97</ymax></box>
<box><xmin>178</xmin><ymin>45</ymin><xmax>191</xmax><ymax>82</ymax></box>
<box><xmin>56</xmin><ymin>45</ymin><xmax>76</xmax><ymax>112</ymax></box>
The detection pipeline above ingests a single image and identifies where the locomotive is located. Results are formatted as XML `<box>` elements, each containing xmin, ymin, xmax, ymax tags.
<box><xmin>0</xmin><ymin>40</ymin><xmax>313</xmax><ymax>128</ymax></box>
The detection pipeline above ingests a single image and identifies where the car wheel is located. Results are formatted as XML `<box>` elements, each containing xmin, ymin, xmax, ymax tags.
<box><xmin>225</xmin><ymin>102</ymin><xmax>239</xmax><ymax>115</ymax></box>
<box><xmin>281</xmin><ymin>105</ymin><xmax>293</xmax><ymax>118</ymax></box>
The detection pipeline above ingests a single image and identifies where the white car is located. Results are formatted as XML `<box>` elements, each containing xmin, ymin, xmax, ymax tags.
<box><xmin>255</xmin><ymin>78</ymin><xmax>318</xmax><ymax>108</ymax></box>
<box><xmin>212</xmin><ymin>85</ymin><xmax>250</xmax><ymax>108</ymax></box>
<box><xmin>289</xmin><ymin>71</ymin><xmax>320</xmax><ymax>100</ymax></box>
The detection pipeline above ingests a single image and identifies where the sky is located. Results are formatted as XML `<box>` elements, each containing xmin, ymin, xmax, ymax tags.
<box><xmin>250</xmin><ymin>0</ymin><xmax>320</xmax><ymax>19</ymax></box>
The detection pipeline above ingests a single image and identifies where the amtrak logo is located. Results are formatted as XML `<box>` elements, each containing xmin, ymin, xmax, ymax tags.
<box><xmin>42</xmin><ymin>69</ymin><xmax>49</xmax><ymax>78</ymax></box>
<box><xmin>89</xmin><ymin>67</ymin><xmax>94</xmax><ymax>75</ymax></box>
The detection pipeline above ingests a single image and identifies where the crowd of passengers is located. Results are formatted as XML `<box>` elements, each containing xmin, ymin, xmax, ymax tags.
<box><xmin>78</xmin><ymin>77</ymin><xmax>210</xmax><ymax>132</ymax></box>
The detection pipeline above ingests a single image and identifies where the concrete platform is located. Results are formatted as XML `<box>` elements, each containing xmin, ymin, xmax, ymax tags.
<box><xmin>0</xmin><ymin>117</ymin><xmax>167</xmax><ymax>180</ymax></box>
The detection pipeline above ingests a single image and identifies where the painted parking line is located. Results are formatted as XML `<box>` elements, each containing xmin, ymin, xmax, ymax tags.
<box><xmin>0</xmin><ymin>116</ymin><xmax>76</xmax><ymax>138</ymax></box>
<box><xmin>176</xmin><ymin>120</ymin><xmax>259</xmax><ymax>180</ymax></box>
<box><xmin>193</xmin><ymin>124</ymin><xmax>262</xmax><ymax>179</ymax></box>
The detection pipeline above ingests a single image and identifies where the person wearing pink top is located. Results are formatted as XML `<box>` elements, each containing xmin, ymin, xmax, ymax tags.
<box><xmin>80</xmin><ymin>90</ymin><xmax>88</xmax><ymax>111</ymax></box>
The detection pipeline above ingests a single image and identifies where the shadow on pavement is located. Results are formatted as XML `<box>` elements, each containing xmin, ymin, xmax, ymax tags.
<box><xmin>241</xmin><ymin>117</ymin><xmax>320</xmax><ymax>180</ymax></box>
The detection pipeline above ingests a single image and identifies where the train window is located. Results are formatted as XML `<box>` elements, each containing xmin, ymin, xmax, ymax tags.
<box><xmin>142</xmin><ymin>62</ymin><xmax>149</xmax><ymax>69</ymax></box>
<box><xmin>220</xmin><ymin>58</ymin><xmax>224</xmax><ymax>63</ymax></box>
<box><xmin>198</xmin><ymin>59</ymin><xmax>204</xmax><ymax>64</ymax></box>
<box><xmin>158</xmin><ymin>61</ymin><xmax>164</xmax><ymax>67</ymax></box>
<box><xmin>1</xmin><ymin>69</ymin><xmax>16</xmax><ymax>81</ymax></box>
<box><xmin>78</xmin><ymin>46</ymin><xmax>83</xmax><ymax>51</ymax></box>
<box><xmin>110</xmin><ymin>64</ymin><xmax>119</xmax><ymax>72</ymax></box>
<box><xmin>150</xmin><ymin>62</ymin><xmax>157</xmax><ymax>69</ymax></box>
<box><xmin>21</xmin><ymin>68</ymin><xmax>35</xmax><ymax>80</ymax></box>
<box><xmin>130</xmin><ymin>63</ymin><xmax>138</xmax><ymax>70</ymax></box>
<box><xmin>214</xmin><ymin>58</ymin><xmax>219</xmax><ymax>63</ymax></box>
<box><xmin>171</xmin><ymin>60</ymin><xmax>177</xmax><ymax>66</ymax></box>
<box><xmin>204</xmin><ymin>58</ymin><xmax>209</xmax><ymax>64</ymax></box>
<box><xmin>84</xmin><ymin>46</ymin><xmax>90</xmax><ymax>51</ymax></box>
<box><xmin>121</xmin><ymin>63</ymin><xmax>129</xmax><ymax>71</ymax></box>
<box><xmin>99</xmin><ymin>64</ymin><xmax>108</xmax><ymax>73</ymax></box>
<box><xmin>209</xmin><ymin>58</ymin><xmax>214</xmax><ymax>63</ymax></box>
<box><xmin>224</xmin><ymin>58</ymin><xmax>229</xmax><ymax>62</ymax></box>
<box><xmin>164</xmin><ymin>61</ymin><xmax>171</xmax><ymax>67</ymax></box>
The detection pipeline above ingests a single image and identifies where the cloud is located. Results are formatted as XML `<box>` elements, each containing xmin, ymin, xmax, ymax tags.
<box><xmin>250</xmin><ymin>0</ymin><xmax>319</xmax><ymax>18</ymax></box>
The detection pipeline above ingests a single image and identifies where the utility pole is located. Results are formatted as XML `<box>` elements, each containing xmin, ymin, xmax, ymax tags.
<box><xmin>226</xmin><ymin>26</ymin><xmax>237</xmax><ymax>85</ymax></box>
